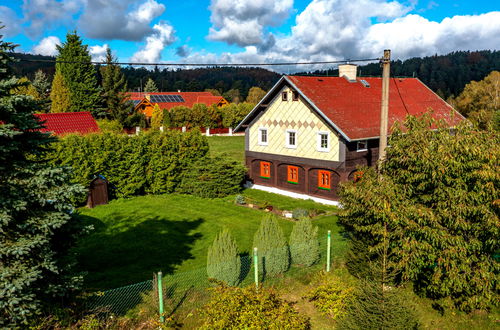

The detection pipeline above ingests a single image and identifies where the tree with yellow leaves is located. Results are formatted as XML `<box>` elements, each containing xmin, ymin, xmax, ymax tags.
<box><xmin>50</xmin><ymin>72</ymin><xmax>71</xmax><ymax>113</ymax></box>
<box><xmin>151</xmin><ymin>103</ymin><xmax>164</xmax><ymax>130</ymax></box>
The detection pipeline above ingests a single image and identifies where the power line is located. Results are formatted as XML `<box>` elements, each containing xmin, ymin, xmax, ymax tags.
<box><xmin>18</xmin><ymin>57</ymin><xmax>380</xmax><ymax>67</ymax></box>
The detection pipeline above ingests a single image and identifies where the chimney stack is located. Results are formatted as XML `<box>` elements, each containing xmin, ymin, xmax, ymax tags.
<box><xmin>338</xmin><ymin>64</ymin><xmax>358</xmax><ymax>81</ymax></box>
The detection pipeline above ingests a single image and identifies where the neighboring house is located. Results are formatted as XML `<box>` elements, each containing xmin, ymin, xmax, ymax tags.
<box><xmin>34</xmin><ymin>111</ymin><xmax>99</xmax><ymax>135</ymax></box>
<box><xmin>128</xmin><ymin>92</ymin><xmax>228</xmax><ymax>118</ymax></box>
<box><xmin>235</xmin><ymin>64</ymin><xmax>464</xmax><ymax>202</ymax></box>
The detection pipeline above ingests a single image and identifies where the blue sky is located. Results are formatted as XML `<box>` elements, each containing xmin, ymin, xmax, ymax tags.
<box><xmin>1</xmin><ymin>0</ymin><xmax>499</xmax><ymax>71</ymax></box>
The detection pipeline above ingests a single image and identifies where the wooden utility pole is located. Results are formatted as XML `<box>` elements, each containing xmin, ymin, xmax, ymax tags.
<box><xmin>378</xmin><ymin>49</ymin><xmax>391</xmax><ymax>163</ymax></box>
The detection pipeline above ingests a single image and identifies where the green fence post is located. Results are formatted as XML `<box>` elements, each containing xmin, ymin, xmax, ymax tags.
<box><xmin>253</xmin><ymin>247</ymin><xmax>259</xmax><ymax>290</ymax></box>
<box><xmin>157</xmin><ymin>271</ymin><xmax>164</xmax><ymax>323</ymax></box>
<box><xmin>326</xmin><ymin>230</ymin><xmax>331</xmax><ymax>272</ymax></box>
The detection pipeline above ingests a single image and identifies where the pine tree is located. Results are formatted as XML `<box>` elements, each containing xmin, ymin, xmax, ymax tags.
<box><xmin>55</xmin><ymin>31</ymin><xmax>100</xmax><ymax>116</ymax></box>
<box><xmin>207</xmin><ymin>229</ymin><xmax>241</xmax><ymax>286</ymax></box>
<box><xmin>144</xmin><ymin>77</ymin><xmax>159</xmax><ymax>92</ymax></box>
<box><xmin>151</xmin><ymin>103</ymin><xmax>163</xmax><ymax>129</ymax></box>
<box><xmin>253</xmin><ymin>215</ymin><xmax>289</xmax><ymax>276</ymax></box>
<box><xmin>100</xmin><ymin>47</ymin><xmax>131</xmax><ymax>124</ymax></box>
<box><xmin>50</xmin><ymin>71</ymin><xmax>71</xmax><ymax>113</ymax></box>
<box><xmin>289</xmin><ymin>219</ymin><xmax>320</xmax><ymax>267</ymax></box>
<box><xmin>32</xmin><ymin>70</ymin><xmax>51</xmax><ymax>112</ymax></box>
<box><xmin>0</xmin><ymin>31</ymin><xmax>86</xmax><ymax>327</ymax></box>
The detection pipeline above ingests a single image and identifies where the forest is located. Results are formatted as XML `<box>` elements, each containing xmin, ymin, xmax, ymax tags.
<box><xmin>11</xmin><ymin>50</ymin><xmax>500</xmax><ymax>100</ymax></box>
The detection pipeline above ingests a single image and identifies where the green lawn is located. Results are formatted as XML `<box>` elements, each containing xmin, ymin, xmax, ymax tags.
<box><xmin>207</xmin><ymin>135</ymin><xmax>245</xmax><ymax>163</ymax></box>
<box><xmin>76</xmin><ymin>189</ymin><xmax>344</xmax><ymax>291</ymax></box>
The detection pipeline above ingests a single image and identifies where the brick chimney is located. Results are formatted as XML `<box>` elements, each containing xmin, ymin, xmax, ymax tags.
<box><xmin>338</xmin><ymin>64</ymin><xmax>358</xmax><ymax>81</ymax></box>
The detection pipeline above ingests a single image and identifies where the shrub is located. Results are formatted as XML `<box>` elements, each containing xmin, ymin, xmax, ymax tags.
<box><xmin>123</xmin><ymin>112</ymin><xmax>146</xmax><ymax>128</ymax></box>
<box><xmin>96</xmin><ymin>119</ymin><xmax>123</xmax><ymax>133</ymax></box>
<box><xmin>253</xmin><ymin>215</ymin><xmax>289</xmax><ymax>276</ymax></box>
<box><xmin>234</xmin><ymin>194</ymin><xmax>245</xmax><ymax>205</ymax></box>
<box><xmin>200</xmin><ymin>284</ymin><xmax>310</xmax><ymax>329</ymax></box>
<box><xmin>176</xmin><ymin>154</ymin><xmax>246</xmax><ymax>198</ymax></box>
<box><xmin>292</xmin><ymin>208</ymin><xmax>309</xmax><ymax>220</ymax></box>
<box><xmin>304</xmin><ymin>273</ymin><xmax>354</xmax><ymax>320</ymax></box>
<box><xmin>207</xmin><ymin>229</ymin><xmax>241</xmax><ymax>286</ymax></box>
<box><xmin>289</xmin><ymin>219</ymin><xmax>320</xmax><ymax>266</ymax></box>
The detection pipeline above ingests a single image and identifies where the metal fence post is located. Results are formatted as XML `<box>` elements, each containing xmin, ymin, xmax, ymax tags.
<box><xmin>326</xmin><ymin>230</ymin><xmax>331</xmax><ymax>272</ymax></box>
<box><xmin>253</xmin><ymin>247</ymin><xmax>259</xmax><ymax>290</ymax></box>
<box><xmin>157</xmin><ymin>271</ymin><xmax>164</xmax><ymax>323</ymax></box>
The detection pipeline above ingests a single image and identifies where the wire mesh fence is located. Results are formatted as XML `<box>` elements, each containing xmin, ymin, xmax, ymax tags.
<box><xmin>83</xmin><ymin>231</ymin><xmax>344</xmax><ymax>320</ymax></box>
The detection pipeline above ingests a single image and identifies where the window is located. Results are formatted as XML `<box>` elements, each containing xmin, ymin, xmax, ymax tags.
<box><xmin>292</xmin><ymin>91</ymin><xmax>299</xmax><ymax>101</ymax></box>
<box><xmin>260</xmin><ymin>161</ymin><xmax>271</xmax><ymax>179</ymax></box>
<box><xmin>281</xmin><ymin>91</ymin><xmax>288</xmax><ymax>101</ymax></box>
<box><xmin>318</xmin><ymin>170</ymin><xmax>331</xmax><ymax>190</ymax></box>
<box><xmin>258</xmin><ymin>128</ymin><xmax>268</xmax><ymax>145</ymax></box>
<box><xmin>356</xmin><ymin>140</ymin><xmax>368</xmax><ymax>151</ymax></box>
<box><xmin>286</xmin><ymin>130</ymin><xmax>297</xmax><ymax>148</ymax></box>
<box><xmin>317</xmin><ymin>132</ymin><xmax>329</xmax><ymax>152</ymax></box>
<box><xmin>287</xmin><ymin>166</ymin><xmax>299</xmax><ymax>184</ymax></box>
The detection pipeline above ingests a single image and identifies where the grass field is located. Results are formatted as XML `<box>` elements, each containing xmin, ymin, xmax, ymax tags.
<box><xmin>207</xmin><ymin>135</ymin><xmax>245</xmax><ymax>163</ymax></box>
<box><xmin>76</xmin><ymin>189</ymin><xmax>343</xmax><ymax>291</ymax></box>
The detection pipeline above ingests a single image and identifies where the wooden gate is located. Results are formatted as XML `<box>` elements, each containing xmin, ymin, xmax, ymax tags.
<box><xmin>87</xmin><ymin>177</ymin><xmax>109</xmax><ymax>208</ymax></box>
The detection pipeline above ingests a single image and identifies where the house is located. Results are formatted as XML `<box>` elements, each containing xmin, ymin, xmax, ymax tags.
<box><xmin>34</xmin><ymin>111</ymin><xmax>99</xmax><ymax>136</ymax></box>
<box><xmin>234</xmin><ymin>64</ymin><xmax>464</xmax><ymax>202</ymax></box>
<box><xmin>128</xmin><ymin>92</ymin><xmax>228</xmax><ymax>118</ymax></box>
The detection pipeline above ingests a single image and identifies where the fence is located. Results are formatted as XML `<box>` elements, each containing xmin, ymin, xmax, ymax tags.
<box><xmin>123</xmin><ymin>127</ymin><xmax>236</xmax><ymax>136</ymax></box>
<box><xmin>85</xmin><ymin>231</ymin><xmax>339</xmax><ymax>321</ymax></box>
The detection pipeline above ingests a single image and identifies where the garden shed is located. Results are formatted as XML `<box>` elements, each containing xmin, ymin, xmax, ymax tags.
<box><xmin>87</xmin><ymin>177</ymin><xmax>109</xmax><ymax>208</ymax></box>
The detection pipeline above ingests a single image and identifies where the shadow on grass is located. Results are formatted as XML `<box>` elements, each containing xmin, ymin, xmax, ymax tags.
<box><xmin>74</xmin><ymin>214</ymin><xmax>203</xmax><ymax>291</ymax></box>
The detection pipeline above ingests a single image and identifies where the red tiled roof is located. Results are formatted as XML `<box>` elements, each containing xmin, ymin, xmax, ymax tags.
<box><xmin>284</xmin><ymin>76</ymin><xmax>464</xmax><ymax>140</ymax></box>
<box><xmin>128</xmin><ymin>92</ymin><xmax>226</xmax><ymax>109</ymax></box>
<box><xmin>34</xmin><ymin>111</ymin><xmax>99</xmax><ymax>136</ymax></box>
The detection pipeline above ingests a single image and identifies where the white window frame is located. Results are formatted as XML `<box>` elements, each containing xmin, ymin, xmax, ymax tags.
<box><xmin>317</xmin><ymin>131</ymin><xmax>330</xmax><ymax>152</ymax></box>
<box><xmin>258</xmin><ymin>127</ymin><xmax>268</xmax><ymax>146</ymax></box>
<box><xmin>285</xmin><ymin>129</ymin><xmax>297</xmax><ymax>149</ymax></box>
<box><xmin>356</xmin><ymin>140</ymin><xmax>368</xmax><ymax>152</ymax></box>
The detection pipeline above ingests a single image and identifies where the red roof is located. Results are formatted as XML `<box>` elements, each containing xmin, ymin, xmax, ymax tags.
<box><xmin>128</xmin><ymin>92</ymin><xmax>227</xmax><ymax>110</ymax></box>
<box><xmin>280</xmin><ymin>76</ymin><xmax>463</xmax><ymax>140</ymax></box>
<box><xmin>34</xmin><ymin>111</ymin><xmax>99</xmax><ymax>136</ymax></box>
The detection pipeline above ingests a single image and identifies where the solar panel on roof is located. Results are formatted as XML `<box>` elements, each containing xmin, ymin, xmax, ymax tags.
<box><xmin>148</xmin><ymin>94</ymin><xmax>185</xmax><ymax>103</ymax></box>
<box><xmin>132</xmin><ymin>100</ymin><xmax>140</xmax><ymax>105</ymax></box>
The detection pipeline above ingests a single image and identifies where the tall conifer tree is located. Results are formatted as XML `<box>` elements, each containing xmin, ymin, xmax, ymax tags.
<box><xmin>55</xmin><ymin>31</ymin><xmax>100</xmax><ymax>116</ymax></box>
<box><xmin>100</xmin><ymin>47</ymin><xmax>131</xmax><ymax>123</ymax></box>
<box><xmin>144</xmin><ymin>77</ymin><xmax>159</xmax><ymax>92</ymax></box>
<box><xmin>0</xmin><ymin>30</ymin><xmax>86</xmax><ymax>327</ymax></box>
<box><xmin>50</xmin><ymin>71</ymin><xmax>71</xmax><ymax>113</ymax></box>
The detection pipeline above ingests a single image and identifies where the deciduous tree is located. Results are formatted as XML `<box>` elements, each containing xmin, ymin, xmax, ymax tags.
<box><xmin>245</xmin><ymin>86</ymin><xmax>266</xmax><ymax>104</ymax></box>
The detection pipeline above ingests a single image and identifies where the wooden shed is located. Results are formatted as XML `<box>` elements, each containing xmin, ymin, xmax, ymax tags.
<box><xmin>87</xmin><ymin>177</ymin><xmax>109</xmax><ymax>208</ymax></box>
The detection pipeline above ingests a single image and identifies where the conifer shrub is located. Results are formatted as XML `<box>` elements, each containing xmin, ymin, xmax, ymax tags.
<box><xmin>253</xmin><ymin>215</ymin><xmax>289</xmax><ymax>276</ymax></box>
<box><xmin>292</xmin><ymin>208</ymin><xmax>309</xmax><ymax>219</ymax></box>
<box><xmin>289</xmin><ymin>219</ymin><xmax>320</xmax><ymax>266</ymax></box>
<box><xmin>207</xmin><ymin>229</ymin><xmax>241</xmax><ymax>286</ymax></box>
<box><xmin>200</xmin><ymin>283</ymin><xmax>310</xmax><ymax>329</ymax></box>
<box><xmin>176</xmin><ymin>154</ymin><xmax>246</xmax><ymax>198</ymax></box>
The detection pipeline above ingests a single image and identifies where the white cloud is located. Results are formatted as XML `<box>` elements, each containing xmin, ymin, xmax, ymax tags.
<box><xmin>131</xmin><ymin>22</ymin><xmax>176</xmax><ymax>63</ymax></box>
<box><xmin>0</xmin><ymin>6</ymin><xmax>22</xmax><ymax>37</ymax></box>
<box><xmin>31</xmin><ymin>36</ymin><xmax>61</xmax><ymax>56</ymax></box>
<box><xmin>89</xmin><ymin>44</ymin><xmax>108</xmax><ymax>61</ymax></box>
<box><xmin>79</xmin><ymin>0</ymin><xmax>165</xmax><ymax>41</ymax></box>
<box><xmin>22</xmin><ymin>0</ymin><xmax>82</xmax><ymax>38</ymax></box>
<box><xmin>208</xmin><ymin>0</ymin><xmax>293</xmax><ymax>46</ymax></box>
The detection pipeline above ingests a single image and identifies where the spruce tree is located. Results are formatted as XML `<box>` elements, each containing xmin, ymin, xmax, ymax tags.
<box><xmin>55</xmin><ymin>31</ymin><xmax>100</xmax><ymax>116</ymax></box>
<box><xmin>151</xmin><ymin>103</ymin><xmax>163</xmax><ymax>129</ymax></box>
<box><xmin>253</xmin><ymin>215</ymin><xmax>289</xmax><ymax>276</ymax></box>
<box><xmin>289</xmin><ymin>219</ymin><xmax>320</xmax><ymax>267</ymax></box>
<box><xmin>0</xmin><ymin>31</ymin><xmax>86</xmax><ymax>327</ymax></box>
<box><xmin>207</xmin><ymin>229</ymin><xmax>241</xmax><ymax>286</ymax></box>
<box><xmin>144</xmin><ymin>77</ymin><xmax>159</xmax><ymax>92</ymax></box>
<box><xmin>100</xmin><ymin>47</ymin><xmax>131</xmax><ymax>124</ymax></box>
<box><xmin>32</xmin><ymin>70</ymin><xmax>51</xmax><ymax>112</ymax></box>
<box><xmin>50</xmin><ymin>71</ymin><xmax>71</xmax><ymax>113</ymax></box>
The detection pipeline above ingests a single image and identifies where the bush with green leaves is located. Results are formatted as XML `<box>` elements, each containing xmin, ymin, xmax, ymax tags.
<box><xmin>253</xmin><ymin>215</ymin><xmax>289</xmax><ymax>276</ymax></box>
<box><xmin>339</xmin><ymin>114</ymin><xmax>500</xmax><ymax>311</ymax></box>
<box><xmin>207</xmin><ymin>229</ymin><xmax>241</xmax><ymax>286</ymax></box>
<box><xmin>176</xmin><ymin>154</ymin><xmax>246</xmax><ymax>198</ymax></box>
<box><xmin>200</xmin><ymin>283</ymin><xmax>310</xmax><ymax>329</ymax></box>
<box><xmin>96</xmin><ymin>119</ymin><xmax>123</xmax><ymax>133</ymax></box>
<box><xmin>289</xmin><ymin>219</ymin><xmax>320</xmax><ymax>266</ymax></box>
<box><xmin>292</xmin><ymin>208</ymin><xmax>309</xmax><ymax>219</ymax></box>
<box><xmin>48</xmin><ymin>129</ymin><xmax>209</xmax><ymax>199</ymax></box>
<box><xmin>123</xmin><ymin>112</ymin><xmax>147</xmax><ymax>128</ymax></box>
<box><xmin>234</xmin><ymin>194</ymin><xmax>246</xmax><ymax>205</ymax></box>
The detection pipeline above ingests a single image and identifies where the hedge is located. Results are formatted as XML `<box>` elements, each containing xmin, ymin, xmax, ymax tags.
<box><xmin>48</xmin><ymin>129</ymin><xmax>209</xmax><ymax>198</ymax></box>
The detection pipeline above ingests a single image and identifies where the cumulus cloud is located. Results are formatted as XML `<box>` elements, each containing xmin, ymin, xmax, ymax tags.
<box><xmin>208</xmin><ymin>0</ymin><xmax>293</xmax><ymax>46</ymax></box>
<box><xmin>79</xmin><ymin>0</ymin><xmax>165</xmax><ymax>41</ymax></box>
<box><xmin>32</xmin><ymin>36</ymin><xmax>61</xmax><ymax>56</ymax></box>
<box><xmin>0</xmin><ymin>6</ymin><xmax>22</xmax><ymax>37</ymax></box>
<box><xmin>131</xmin><ymin>22</ymin><xmax>176</xmax><ymax>63</ymax></box>
<box><xmin>89</xmin><ymin>44</ymin><xmax>108</xmax><ymax>61</ymax></box>
<box><xmin>22</xmin><ymin>0</ymin><xmax>82</xmax><ymax>38</ymax></box>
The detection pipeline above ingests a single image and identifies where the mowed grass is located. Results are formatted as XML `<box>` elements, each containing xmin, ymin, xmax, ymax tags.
<box><xmin>75</xmin><ymin>189</ymin><xmax>344</xmax><ymax>291</ymax></box>
<box><xmin>207</xmin><ymin>135</ymin><xmax>245</xmax><ymax>163</ymax></box>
